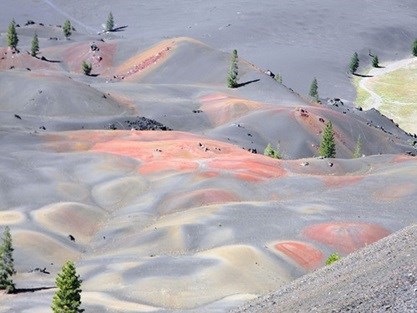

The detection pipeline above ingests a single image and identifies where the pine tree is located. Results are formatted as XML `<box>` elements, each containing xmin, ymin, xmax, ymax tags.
<box><xmin>0</xmin><ymin>226</ymin><xmax>16</xmax><ymax>293</ymax></box>
<box><xmin>353</xmin><ymin>136</ymin><xmax>362</xmax><ymax>158</ymax></box>
<box><xmin>63</xmin><ymin>20</ymin><xmax>72</xmax><ymax>39</ymax></box>
<box><xmin>349</xmin><ymin>52</ymin><xmax>359</xmax><ymax>74</ymax></box>
<box><xmin>412</xmin><ymin>39</ymin><xmax>417</xmax><ymax>57</ymax></box>
<box><xmin>31</xmin><ymin>33</ymin><xmax>39</xmax><ymax>57</ymax></box>
<box><xmin>7</xmin><ymin>19</ymin><xmax>19</xmax><ymax>50</ymax></box>
<box><xmin>81</xmin><ymin>60</ymin><xmax>92</xmax><ymax>76</ymax></box>
<box><xmin>51</xmin><ymin>261</ymin><xmax>83</xmax><ymax>313</ymax></box>
<box><xmin>309</xmin><ymin>77</ymin><xmax>319</xmax><ymax>101</ymax></box>
<box><xmin>264</xmin><ymin>143</ymin><xmax>282</xmax><ymax>159</ymax></box>
<box><xmin>372</xmin><ymin>55</ymin><xmax>379</xmax><ymax>68</ymax></box>
<box><xmin>275</xmin><ymin>73</ymin><xmax>282</xmax><ymax>84</ymax></box>
<box><xmin>319</xmin><ymin>121</ymin><xmax>336</xmax><ymax>158</ymax></box>
<box><xmin>106</xmin><ymin>12</ymin><xmax>114</xmax><ymax>32</ymax></box>
<box><xmin>227</xmin><ymin>49</ymin><xmax>239</xmax><ymax>88</ymax></box>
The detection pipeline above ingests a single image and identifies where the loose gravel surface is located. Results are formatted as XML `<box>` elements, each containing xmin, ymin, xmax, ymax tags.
<box><xmin>232</xmin><ymin>224</ymin><xmax>417</xmax><ymax>313</ymax></box>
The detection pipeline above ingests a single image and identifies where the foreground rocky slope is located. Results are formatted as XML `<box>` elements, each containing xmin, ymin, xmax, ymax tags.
<box><xmin>233</xmin><ymin>224</ymin><xmax>417</xmax><ymax>312</ymax></box>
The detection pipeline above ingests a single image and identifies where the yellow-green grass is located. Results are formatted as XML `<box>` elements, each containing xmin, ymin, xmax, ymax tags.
<box><xmin>353</xmin><ymin>75</ymin><xmax>372</xmax><ymax>109</ymax></box>
<box><xmin>355</xmin><ymin>63</ymin><xmax>417</xmax><ymax>134</ymax></box>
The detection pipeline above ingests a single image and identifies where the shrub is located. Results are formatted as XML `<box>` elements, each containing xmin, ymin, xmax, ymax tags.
<box><xmin>264</xmin><ymin>143</ymin><xmax>282</xmax><ymax>159</ymax></box>
<box><xmin>372</xmin><ymin>55</ymin><xmax>379</xmax><ymax>68</ymax></box>
<box><xmin>412</xmin><ymin>39</ymin><xmax>417</xmax><ymax>57</ymax></box>
<box><xmin>326</xmin><ymin>252</ymin><xmax>341</xmax><ymax>265</ymax></box>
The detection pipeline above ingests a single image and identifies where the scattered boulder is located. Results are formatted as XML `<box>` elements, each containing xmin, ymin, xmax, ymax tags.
<box><xmin>14</xmin><ymin>114</ymin><xmax>22</xmax><ymax>120</ymax></box>
<box><xmin>68</xmin><ymin>234</ymin><xmax>75</xmax><ymax>241</ymax></box>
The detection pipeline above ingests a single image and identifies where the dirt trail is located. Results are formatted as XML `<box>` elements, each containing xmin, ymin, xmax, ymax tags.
<box><xmin>358</xmin><ymin>57</ymin><xmax>415</xmax><ymax>109</ymax></box>
<box><xmin>42</xmin><ymin>0</ymin><xmax>97</xmax><ymax>33</ymax></box>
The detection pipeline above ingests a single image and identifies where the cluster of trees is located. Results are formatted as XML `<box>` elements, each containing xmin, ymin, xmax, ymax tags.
<box><xmin>1</xmin><ymin>227</ymin><xmax>83</xmax><ymax>312</ymax></box>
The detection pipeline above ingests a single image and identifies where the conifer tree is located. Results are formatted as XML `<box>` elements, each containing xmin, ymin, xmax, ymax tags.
<box><xmin>51</xmin><ymin>261</ymin><xmax>83</xmax><ymax>313</ymax></box>
<box><xmin>81</xmin><ymin>60</ymin><xmax>92</xmax><ymax>76</ymax></box>
<box><xmin>31</xmin><ymin>33</ymin><xmax>39</xmax><ymax>57</ymax></box>
<box><xmin>353</xmin><ymin>136</ymin><xmax>362</xmax><ymax>158</ymax></box>
<box><xmin>319</xmin><ymin>121</ymin><xmax>336</xmax><ymax>158</ymax></box>
<box><xmin>7</xmin><ymin>19</ymin><xmax>19</xmax><ymax>50</ymax></box>
<box><xmin>0</xmin><ymin>226</ymin><xmax>16</xmax><ymax>293</ymax></box>
<box><xmin>412</xmin><ymin>39</ymin><xmax>417</xmax><ymax>57</ymax></box>
<box><xmin>106</xmin><ymin>12</ymin><xmax>114</xmax><ymax>32</ymax></box>
<box><xmin>264</xmin><ymin>143</ymin><xmax>282</xmax><ymax>159</ymax></box>
<box><xmin>372</xmin><ymin>55</ymin><xmax>379</xmax><ymax>68</ymax></box>
<box><xmin>275</xmin><ymin>73</ymin><xmax>282</xmax><ymax>84</ymax></box>
<box><xmin>349</xmin><ymin>52</ymin><xmax>359</xmax><ymax>74</ymax></box>
<box><xmin>309</xmin><ymin>77</ymin><xmax>319</xmax><ymax>101</ymax></box>
<box><xmin>227</xmin><ymin>49</ymin><xmax>239</xmax><ymax>88</ymax></box>
<box><xmin>63</xmin><ymin>20</ymin><xmax>72</xmax><ymax>39</ymax></box>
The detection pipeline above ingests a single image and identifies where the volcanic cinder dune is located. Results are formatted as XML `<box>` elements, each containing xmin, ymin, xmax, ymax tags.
<box><xmin>0</xmin><ymin>1</ymin><xmax>417</xmax><ymax>312</ymax></box>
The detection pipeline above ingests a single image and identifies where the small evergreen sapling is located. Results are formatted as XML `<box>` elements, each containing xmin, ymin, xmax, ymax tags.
<box><xmin>31</xmin><ymin>33</ymin><xmax>39</xmax><ymax>57</ymax></box>
<box><xmin>349</xmin><ymin>52</ymin><xmax>359</xmax><ymax>74</ymax></box>
<box><xmin>63</xmin><ymin>20</ymin><xmax>72</xmax><ymax>39</ymax></box>
<box><xmin>326</xmin><ymin>252</ymin><xmax>341</xmax><ymax>265</ymax></box>
<box><xmin>106</xmin><ymin>12</ymin><xmax>114</xmax><ymax>32</ymax></box>
<box><xmin>264</xmin><ymin>143</ymin><xmax>282</xmax><ymax>159</ymax></box>
<box><xmin>353</xmin><ymin>136</ymin><xmax>362</xmax><ymax>158</ymax></box>
<box><xmin>227</xmin><ymin>49</ymin><xmax>239</xmax><ymax>88</ymax></box>
<box><xmin>82</xmin><ymin>60</ymin><xmax>92</xmax><ymax>76</ymax></box>
<box><xmin>372</xmin><ymin>55</ymin><xmax>379</xmax><ymax>68</ymax></box>
<box><xmin>0</xmin><ymin>226</ymin><xmax>16</xmax><ymax>293</ymax></box>
<box><xmin>319</xmin><ymin>121</ymin><xmax>336</xmax><ymax>158</ymax></box>
<box><xmin>412</xmin><ymin>39</ymin><xmax>417</xmax><ymax>57</ymax></box>
<box><xmin>309</xmin><ymin>77</ymin><xmax>319</xmax><ymax>101</ymax></box>
<box><xmin>51</xmin><ymin>261</ymin><xmax>83</xmax><ymax>313</ymax></box>
<box><xmin>7</xmin><ymin>19</ymin><xmax>19</xmax><ymax>50</ymax></box>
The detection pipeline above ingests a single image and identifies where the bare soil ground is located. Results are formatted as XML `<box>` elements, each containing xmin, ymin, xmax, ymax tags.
<box><xmin>0</xmin><ymin>1</ymin><xmax>416</xmax><ymax>312</ymax></box>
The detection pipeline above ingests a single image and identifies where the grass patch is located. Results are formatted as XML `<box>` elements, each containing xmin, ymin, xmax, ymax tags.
<box><xmin>353</xmin><ymin>75</ymin><xmax>372</xmax><ymax>109</ymax></box>
<box><xmin>325</xmin><ymin>252</ymin><xmax>341</xmax><ymax>265</ymax></box>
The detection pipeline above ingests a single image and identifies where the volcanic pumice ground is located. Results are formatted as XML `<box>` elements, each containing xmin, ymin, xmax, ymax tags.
<box><xmin>0</xmin><ymin>1</ymin><xmax>416</xmax><ymax>312</ymax></box>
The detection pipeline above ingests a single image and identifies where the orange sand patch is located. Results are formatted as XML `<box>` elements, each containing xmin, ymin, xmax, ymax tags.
<box><xmin>199</xmin><ymin>93</ymin><xmax>267</xmax><ymax>126</ymax></box>
<box><xmin>373</xmin><ymin>183</ymin><xmax>417</xmax><ymax>201</ymax></box>
<box><xmin>0</xmin><ymin>211</ymin><xmax>25</xmax><ymax>225</ymax></box>
<box><xmin>113</xmin><ymin>38</ymin><xmax>187</xmax><ymax>81</ymax></box>
<box><xmin>274</xmin><ymin>241</ymin><xmax>324</xmax><ymax>270</ymax></box>
<box><xmin>303</xmin><ymin>222</ymin><xmax>390</xmax><ymax>254</ymax></box>
<box><xmin>322</xmin><ymin>175</ymin><xmax>363</xmax><ymax>188</ymax></box>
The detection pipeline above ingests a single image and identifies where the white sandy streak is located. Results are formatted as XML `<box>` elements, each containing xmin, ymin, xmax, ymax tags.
<box><xmin>42</xmin><ymin>0</ymin><xmax>97</xmax><ymax>34</ymax></box>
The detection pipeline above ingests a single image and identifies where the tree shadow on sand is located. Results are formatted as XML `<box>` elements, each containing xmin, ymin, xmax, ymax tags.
<box><xmin>39</xmin><ymin>56</ymin><xmax>61</xmax><ymax>63</ymax></box>
<box><xmin>236</xmin><ymin>79</ymin><xmax>260</xmax><ymax>88</ymax></box>
<box><xmin>111</xmin><ymin>25</ymin><xmax>128</xmax><ymax>32</ymax></box>
<box><xmin>353</xmin><ymin>73</ymin><xmax>374</xmax><ymax>78</ymax></box>
<box><xmin>12</xmin><ymin>286</ymin><xmax>55</xmax><ymax>294</ymax></box>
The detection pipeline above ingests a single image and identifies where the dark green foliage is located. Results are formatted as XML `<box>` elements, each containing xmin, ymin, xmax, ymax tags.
<box><xmin>349</xmin><ymin>52</ymin><xmax>359</xmax><ymax>74</ymax></box>
<box><xmin>31</xmin><ymin>33</ymin><xmax>39</xmax><ymax>57</ymax></box>
<box><xmin>227</xmin><ymin>49</ymin><xmax>239</xmax><ymax>88</ymax></box>
<box><xmin>264</xmin><ymin>143</ymin><xmax>282</xmax><ymax>159</ymax></box>
<box><xmin>372</xmin><ymin>55</ymin><xmax>379</xmax><ymax>68</ymax></box>
<box><xmin>51</xmin><ymin>261</ymin><xmax>83</xmax><ymax>313</ymax></box>
<box><xmin>7</xmin><ymin>19</ymin><xmax>19</xmax><ymax>50</ymax></box>
<box><xmin>319</xmin><ymin>121</ymin><xmax>336</xmax><ymax>158</ymax></box>
<box><xmin>326</xmin><ymin>252</ymin><xmax>341</xmax><ymax>265</ymax></box>
<box><xmin>106</xmin><ymin>12</ymin><xmax>114</xmax><ymax>32</ymax></box>
<box><xmin>81</xmin><ymin>60</ymin><xmax>92</xmax><ymax>76</ymax></box>
<box><xmin>309</xmin><ymin>77</ymin><xmax>319</xmax><ymax>101</ymax></box>
<box><xmin>353</xmin><ymin>136</ymin><xmax>362</xmax><ymax>158</ymax></box>
<box><xmin>412</xmin><ymin>39</ymin><xmax>417</xmax><ymax>57</ymax></box>
<box><xmin>63</xmin><ymin>20</ymin><xmax>72</xmax><ymax>39</ymax></box>
<box><xmin>0</xmin><ymin>226</ymin><xmax>16</xmax><ymax>293</ymax></box>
